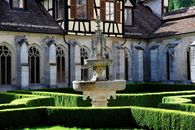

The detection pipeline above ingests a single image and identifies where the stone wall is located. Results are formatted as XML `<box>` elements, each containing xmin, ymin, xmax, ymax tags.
<box><xmin>0</xmin><ymin>31</ymin><xmax>68</xmax><ymax>91</ymax></box>
<box><xmin>148</xmin><ymin>33</ymin><xmax>195</xmax><ymax>83</ymax></box>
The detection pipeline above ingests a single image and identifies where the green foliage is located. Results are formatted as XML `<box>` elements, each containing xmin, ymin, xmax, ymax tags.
<box><xmin>159</xmin><ymin>103</ymin><xmax>195</xmax><ymax>112</ymax></box>
<box><xmin>11</xmin><ymin>91</ymin><xmax>91</xmax><ymax>107</ymax></box>
<box><xmin>47</xmin><ymin>107</ymin><xmax>137</xmax><ymax>128</ymax></box>
<box><xmin>123</xmin><ymin>83</ymin><xmax>195</xmax><ymax>93</ymax></box>
<box><xmin>0</xmin><ymin>92</ymin><xmax>33</xmax><ymax>104</ymax></box>
<box><xmin>19</xmin><ymin>126</ymin><xmax>91</xmax><ymax>130</ymax></box>
<box><xmin>0</xmin><ymin>107</ymin><xmax>48</xmax><ymax>129</ymax></box>
<box><xmin>0</xmin><ymin>103</ymin><xmax>26</xmax><ymax>110</ymax></box>
<box><xmin>0</xmin><ymin>106</ymin><xmax>195</xmax><ymax>129</ymax></box>
<box><xmin>10</xmin><ymin>97</ymin><xmax>55</xmax><ymax>107</ymax></box>
<box><xmin>131</xmin><ymin>106</ymin><xmax>195</xmax><ymax>130</ymax></box>
<box><xmin>168</xmin><ymin>0</ymin><xmax>195</xmax><ymax>11</ymax></box>
<box><xmin>109</xmin><ymin>90</ymin><xmax>195</xmax><ymax>107</ymax></box>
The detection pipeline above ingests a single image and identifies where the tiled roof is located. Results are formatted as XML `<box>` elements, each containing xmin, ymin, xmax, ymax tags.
<box><xmin>125</xmin><ymin>4</ymin><xmax>162</xmax><ymax>39</ymax></box>
<box><xmin>0</xmin><ymin>0</ymin><xmax>64</xmax><ymax>34</ymax></box>
<box><xmin>150</xmin><ymin>7</ymin><xmax>195</xmax><ymax>38</ymax></box>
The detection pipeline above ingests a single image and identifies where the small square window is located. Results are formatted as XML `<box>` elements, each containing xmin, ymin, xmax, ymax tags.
<box><xmin>11</xmin><ymin>0</ymin><xmax>26</xmax><ymax>10</ymax></box>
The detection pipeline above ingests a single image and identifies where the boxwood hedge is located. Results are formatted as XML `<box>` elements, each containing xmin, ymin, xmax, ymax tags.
<box><xmin>0</xmin><ymin>106</ymin><xmax>195</xmax><ymax>130</ymax></box>
<box><xmin>10</xmin><ymin>90</ymin><xmax>195</xmax><ymax>107</ymax></box>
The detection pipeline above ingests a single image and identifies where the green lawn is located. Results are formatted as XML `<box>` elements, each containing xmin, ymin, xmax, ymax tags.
<box><xmin>16</xmin><ymin>126</ymin><xmax>142</xmax><ymax>130</ymax></box>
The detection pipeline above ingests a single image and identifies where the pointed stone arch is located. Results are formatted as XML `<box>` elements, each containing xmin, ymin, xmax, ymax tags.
<box><xmin>80</xmin><ymin>46</ymin><xmax>89</xmax><ymax>81</ymax></box>
<box><xmin>28</xmin><ymin>44</ymin><xmax>44</xmax><ymax>84</ymax></box>
<box><xmin>0</xmin><ymin>43</ymin><xmax>16</xmax><ymax>85</ymax></box>
<box><xmin>124</xmin><ymin>47</ymin><xmax>132</xmax><ymax>81</ymax></box>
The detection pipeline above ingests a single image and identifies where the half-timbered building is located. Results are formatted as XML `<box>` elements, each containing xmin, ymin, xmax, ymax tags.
<box><xmin>1</xmin><ymin>0</ymin><xmax>195</xmax><ymax>91</ymax></box>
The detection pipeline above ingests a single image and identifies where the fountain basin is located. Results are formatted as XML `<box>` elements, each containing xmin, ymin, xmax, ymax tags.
<box><xmin>85</xmin><ymin>59</ymin><xmax>112</xmax><ymax>67</ymax></box>
<box><xmin>73</xmin><ymin>80</ymin><xmax>126</xmax><ymax>107</ymax></box>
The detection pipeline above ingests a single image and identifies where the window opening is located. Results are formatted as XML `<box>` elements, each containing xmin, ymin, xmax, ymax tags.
<box><xmin>56</xmin><ymin>46</ymin><xmax>65</xmax><ymax>82</ymax></box>
<box><xmin>0</xmin><ymin>46</ymin><xmax>11</xmax><ymax>85</ymax></box>
<box><xmin>28</xmin><ymin>47</ymin><xmax>40</xmax><ymax>84</ymax></box>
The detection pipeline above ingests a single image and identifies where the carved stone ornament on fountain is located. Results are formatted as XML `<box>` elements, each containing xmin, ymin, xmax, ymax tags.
<box><xmin>73</xmin><ymin>17</ymin><xmax>126</xmax><ymax>107</ymax></box>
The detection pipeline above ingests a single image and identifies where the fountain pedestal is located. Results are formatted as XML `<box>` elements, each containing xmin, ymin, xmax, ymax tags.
<box><xmin>73</xmin><ymin>80</ymin><xmax>126</xmax><ymax>107</ymax></box>
<box><xmin>73</xmin><ymin>17</ymin><xmax>126</xmax><ymax>107</ymax></box>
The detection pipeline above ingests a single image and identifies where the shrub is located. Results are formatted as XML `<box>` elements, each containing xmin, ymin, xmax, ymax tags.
<box><xmin>10</xmin><ymin>97</ymin><xmax>55</xmax><ymax>107</ymax></box>
<box><xmin>123</xmin><ymin>83</ymin><xmax>195</xmax><ymax>93</ymax></box>
<box><xmin>0</xmin><ymin>92</ymin><xmax>35</xmax><ymax>104</ymax></box>
<box><xmin>0</xmin><ymin>107</ymin><xmax>48</xmax><ymax>129</ymax></box>
<box><xmin>158</xmin><ymin>103</ymin><xmax>195</xmax><ymax>112</ymax></box>
<box><xmin>0</xmin><ymin>106</ymin><xmax>195</xmax><ymax>129</ymax></box>
<box><xmin>0</xmin><ymin>103</ymin><xmax>26</xmax><ymax>110</ymax></box>
<box><xmin>10</xmin><ymin>91</ymin><xmax>91</xmax><ymax>107</ymax></box>
<box><xmin>109</xmin><ymin>90</ymin><xmax>195</xmax><ymax>107</ymax></box>
<box><xmin>47</xmin><ymin>106</ymin><xmax>195</xmax><ymax>129</ymax></box>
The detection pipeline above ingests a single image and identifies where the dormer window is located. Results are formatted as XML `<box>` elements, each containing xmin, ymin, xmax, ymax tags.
<box><xmin>11</xmin><ymin>0</ymin><xmax>26</xmax><ymax>10</ymax></box>
<box><xmin>124</xmin><ymin>0</ymin><xmax>133</xmax><ymax>26</ymax></box>
<box><xmin>124</xmin><ymin>7</ymin><xmax>133</xmax><ymax>26</ymax></box>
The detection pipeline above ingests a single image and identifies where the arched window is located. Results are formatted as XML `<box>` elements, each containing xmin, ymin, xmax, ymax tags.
<box><xmin>80</xmin><ymin>48</ymin><xmax>88</xmax><ymax>80</ymax></box>
<box><xmin>56</xmin><ymin>46</ymin><xmax>65</xmax><ymax>82</ymax></box>
<box><xmin>28</xmin><ymin>47</ymin><xmax>40</xmax><ymax>84</ymax></box>
<box><xmin>124</xmin><ymin>50</ymin><xmax>129</xmax><ymax>80</ymax></box>
<box><xmin>105</xmin><ymin>50</ymin><xmax>109</xmax><ymax>80</ymax></box>
<box><xmin>187</xmin><ymin>49</ymin><xmax>191</xmax><ymax>80</ymax></box>
<box><xmin>0</xmin><ymin>46</ymin><xmax>11</xmax><ymax>85</ymax></box>
<box><xmin>166</xmin><ymin>52</ymin><xmax>170</xmax><ymax>80</ymax></box>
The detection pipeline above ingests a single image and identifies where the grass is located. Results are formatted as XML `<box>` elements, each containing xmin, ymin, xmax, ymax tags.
<box><xmin>16</xmin><ymin>126</ymin><xmax>143</xmax><ymax>130</ymax></box>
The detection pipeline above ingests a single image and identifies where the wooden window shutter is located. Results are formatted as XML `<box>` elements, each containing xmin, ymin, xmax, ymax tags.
<box><xmin>100</xmin><ymin>0</ymin><xmax>106</xmax><ymax>21</ymax></box>
<box><xmin>87</xmin><ymin>0</ymin><xmax>94</xmax><ymax>20</ymax></box>
<box><xmin>70</xmin><ymin>0</ymin><xmax>76</xmax><ymax>19</ymax></box>
<box><xmin>115</xmin><ymin>1</ymin><xmax>121</xmax><ymax>23</ymax></box>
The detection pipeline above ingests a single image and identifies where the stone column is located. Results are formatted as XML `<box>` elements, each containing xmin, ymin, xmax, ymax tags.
<box><xmin>49</xmin><ymin>43</ymin><xmax>57</xmax><ymax>87</ymax></box>
<box><xmin>118</xmin><ymin>48</ymin><xmax>125</xmax><ymax>80</ymax></box>
<box><xmin>74</xmin><ymin>44</ymin><xmax>81</xmax><ymax>81</ymax></box>
<box><xmin>190</xmin><ymin>45</ymin><xmax>195</xmax><ymax>83</ymax></box>
<box><xmin>112</xmin><ymin>44</ymin><xmax>119</xmax><ymax>80</ymax></box>
<box><xmin>20</xmin><ymin>41</ymin><xmax>29</xmax><ymax>89</ymax></box>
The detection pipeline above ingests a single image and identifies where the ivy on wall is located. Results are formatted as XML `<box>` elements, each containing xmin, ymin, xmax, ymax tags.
<box><xmin>168</xmin><ymin>0</ymin><xmax>195</xmax><ymax>11</ymax></box>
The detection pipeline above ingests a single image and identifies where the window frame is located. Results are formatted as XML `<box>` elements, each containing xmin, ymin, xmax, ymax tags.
<box><xmin>105</xmin><ymin>1</ymin><xmax>115</xmax><ymax>22</ymax></box>
<box><xmin>124</xmin><ymin>7</ymin><xmax>133</xmax><ymax>26</ymax></box>
<box><xmin>100</xmin><ymin>0</ymin><xmax>121</xmax><ymax>23</ymax></box>
<box><xmin>55</xmin><ymin>0</ymin><xmax>64</xmax><ymax>21</ymax></box>
<box><xmin>70</xmin><ymin>0</ymin><xmax>94</xmax><ymax>20</ymax></box>
<box><xmin>10</xmin><ymin>0</ymin><xmax>26</xmax><ymax>11</ymax></box>
<box><xmin>56</xmin><ymin>46</ymin><xmax>66</xmax><ymax>83</ymax></box>
<box><xmin>0</xmin><ymin>46</ymin><xmax>12</xmax><ymax>85</ymax></box>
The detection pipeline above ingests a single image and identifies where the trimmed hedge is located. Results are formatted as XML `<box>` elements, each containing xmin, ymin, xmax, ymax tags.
<box><xmin>159</xmin><ymin>103</ymin><xmax>195</xmax><ymax>112</ymax></box>
<box><xmin>162</xmin><ymin>94</ymin><xmax>195</xmax><ymax>104</ymax></box>
<box><xmin>123</xmin><ymin>83</ymin><xmax>195</xmax><ymax>93</ymax></box>
<box><xmin>0</xmin><ymin>107</ymin><xmax>48</xmax><ymax>129</ymax></box>
<box><xmin>0</xmin><ymin>92</ymin><xmax>33</xmax><ymax>104</ymax></box>
<box><xmin>0</xmin><ymin>103</ymin><xmax>26</xmax><ymax>110</ymax></box>
<box><xmin>11</xmin><ymin>90</ymin><xmax>91</xmax><ymax>107</ymax></box>
<box><xmin>11</xmin><ymin>90</ymin><xmax>195</xmax><ymax>107</ymax></box>
<box><xmin>158</xmin><ymin>94</ymin><xmax>195</xmax><ymax>112</ymax></box>
<box><xmin>46</xmin><ymin>106</ymin><xmax>195</xmax><ymax>129</ymax></box>
<box><xmin>10</xmin><ymin>97</ymin><xmax>55</xmax><ymax>107</ymax></box>
<box><xmin>12</xmin><ymin>83</ymin><xmax>195</xmax><ymax>94</ymax></box>
<box><xmin>109</xmin><ymin>90</ymin><xmax>195</xmax><ymax>107</ymax></box>
<box><xmin>1</xmin><ymin>106</ymin><xmax>195</xmax><ymax>129</ymax></box>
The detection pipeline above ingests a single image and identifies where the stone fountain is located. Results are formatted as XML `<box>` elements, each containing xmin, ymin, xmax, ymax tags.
<box><xmin>73</xmin><ymin>18</ymin><xmax>126</xmax><ymax>107</ymax></box>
